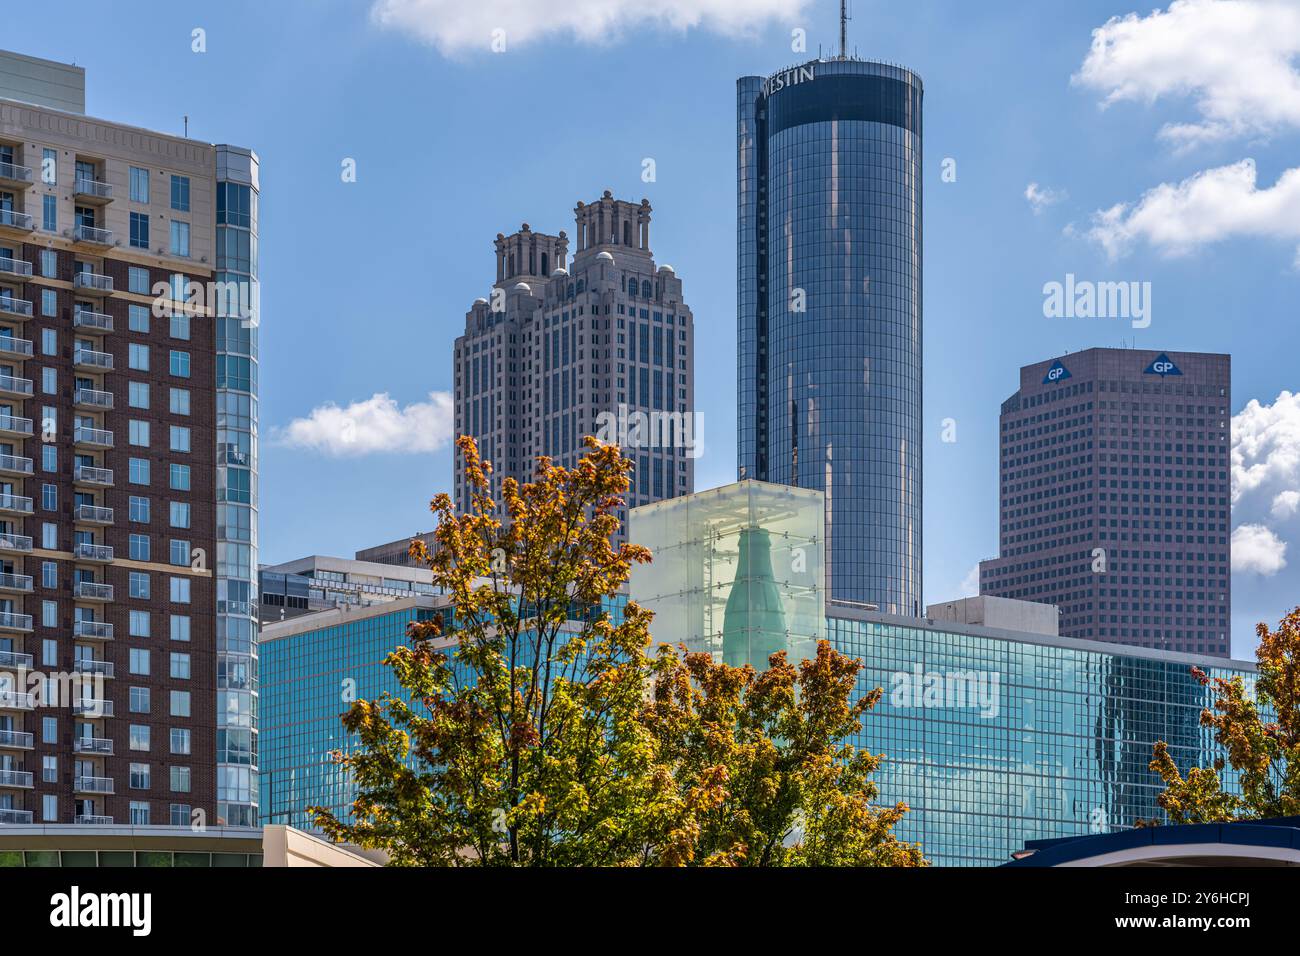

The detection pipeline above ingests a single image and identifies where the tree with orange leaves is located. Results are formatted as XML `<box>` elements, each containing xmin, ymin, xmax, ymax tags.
<box><xmin>1149</xmin><ymin>607</ymin><xmax>1300</xmax><ymax>823</ymax></box>
<box><xmin>311</xmin><ymin>436</ymin><xmax>922</xmax><ymax>866</ymax></box>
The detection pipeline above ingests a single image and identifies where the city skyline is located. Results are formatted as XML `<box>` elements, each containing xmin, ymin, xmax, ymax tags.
<box><xmin>2</xmin><ymin>1</ymin><xmax>1296</xmax><ymax>659</ymax></box>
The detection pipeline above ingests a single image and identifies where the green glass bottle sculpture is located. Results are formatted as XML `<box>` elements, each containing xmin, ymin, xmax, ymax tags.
<box><xmin>722</xmin><ymin>527</ymin><xmax>788</xmax><ymax>669</ymax></box>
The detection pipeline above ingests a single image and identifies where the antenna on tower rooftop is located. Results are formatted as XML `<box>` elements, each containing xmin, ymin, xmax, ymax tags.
<box><xmin>839</xmin><ymin>0</ymin><xmax>850</xmax><ymax>60</ymax></box>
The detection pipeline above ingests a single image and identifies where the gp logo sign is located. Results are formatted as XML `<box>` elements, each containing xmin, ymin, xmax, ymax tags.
<box><xmin>1042</xmin><ymin>360</ymin><xmax>1071</xmax><ymax>385</ymax></box>
<box><xmin>1144</xmin><ymin>353</ymin><xmax>1182</xmax><ymax>377</ymax></box>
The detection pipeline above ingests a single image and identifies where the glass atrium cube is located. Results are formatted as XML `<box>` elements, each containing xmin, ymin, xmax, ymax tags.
<box><xmin>629</xmin><ymin>480</ymin><xmax>825</xmax><ymax>669</ymax></box>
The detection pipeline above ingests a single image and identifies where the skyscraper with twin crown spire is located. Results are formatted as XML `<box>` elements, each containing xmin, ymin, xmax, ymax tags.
<box><xmin>453</xmin><ymin>191</ymin><xmax>696</xmax><ymax>532</ymax></box>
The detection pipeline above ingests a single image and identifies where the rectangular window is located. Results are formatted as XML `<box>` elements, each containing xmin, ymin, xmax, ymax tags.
<box><xmin>40</xmin><ymin>328</ymin><xmax>55</xmax><ymax>355</ymax></box>
<box><xmin>169</xmin><ymin>425</ymin><xmax>190</xmax><ymax>452</ymax></box>
<box><xmin>129</xmin><ymin>420</ymin><xmax>150</xmax><ymax>447</ymax></box>
<box><xmin>169</xmin><ymin>576</ymin><xmax>191</xmax><ymax>603</ymax></box>
<box><xmin>170</xmin><ymin>174</ymin><xmax>190</xmax><ymax>212</ymax></box>
<box><xmin>169</xmin><ymin>351</ymin><xmax>191</xmax><ymax>378</ymax></box>
<box><xmin>170</xmin><ymin>766</ymin><xmax>191</xmax><ymax>793</ymax></box>
<box><xmin>129</xmin><ymin>648</ymin><xmax>150</xmax><ymax>676</ymax></box>
<box><xmin>130</xmin><ymin>609</ymin><xmax>150</xmax><ymax>638</ymax></box>
<box><xmin>41</xmin><ymin>367</ymin><xmax>55</xmax><ymax>394</ymax></box>
<box><xmin>129</xmin><ymin>686</ymin><xmax>151</xmax><ymax>714</ymax></box>
<box><xmin>42</xmin><ymin>194</ymin><xmax>56</xmax><ymax>232</ymax></box>
<box><xmin>169</xmin><ymin>220</ymin><xmax>190</xmax><ymax>257</ymax></box>
<box><xmin>41</xmin><ymin>483</ymin><xmax>56</xmax><ymax>511</ymax></box>
<box><xmin>170</xmin><ymin>653</ymin><xmax>190</xmax><ymax>680</ymax></box>
<box><xmin>129</xmin><ymin>533</ymin><xmax>150</xmax><ymax>561</ymax></box>
<box><xmin>41</xmin><ymin>561</ymin><xmax>56</xmax><ymax>589</ymax></box>
<box><xmin>128</xmin><ymin>381</ymin><xmax>149</xmax><ymax>408</ymax></box>
<box><xmin>128</xmin><ymin>303</ymin><xmax>150</xmax><ymax>332</ymax></box>
<box><xmin>42</xmin><ymin>794</ymin><xmax>57</xmax><ymax>822</ymax></box>
<box><xmin>130</xmin><ymin>725</ymin><xmax>150</xmax><ymax>752</ymax></box>
<box><xmin>41</xmin><ymin>600</ymin><xmax>56</xmax><ymax>628</ymax></box>
<box><xmin>170</xmin><ymin>313</ymin><xmax>190</xmax><ymax>340</ymax></box>
<box><xmin>129</xmin><ymin>802</ymin><xmax>150</xmax><ymax>825</ymax></box>
<box><xmin>129</xmin><ymin>211</ymin><xmax>149</xmax><ymax>249</ymax></box>
<box><xmin>129</xmin><ymin>496</ymin><xmax>150</xmax><ymax>523</ymax></box>
<box><xmin>41</xmin><ymin>445</ymin><xmax>55</xmax><ymax>473</ymax></box>
<box><xmin>130</xmin><ymin>166</ymin><xmax>150</xmax><ymax>203</ymax></box>
<box><xmin>41</xmin><ymin>523</ymin><xmax>56</xmax><ymax>550</ymax></box>
<box><xmin>128</xmin><ymin>343</ymin><xmax>149</xmax><ymax>371</ymax></box>
<box><xmin>169</xmin><ymin>539</ymin><xmax>190</xmax><ymax>566</ymax></box>
<box><xmin>169</xmin><ymin>501</ymin><xmax>191</xmax><ymax>528</ymax></box>
<box><xmin>170</xmin><ymin>804</ymin><xmax>191</xmax><ymax>826</ymax></box>
<box><xmin>169</xmin><ymin>690</ymin><xmax>190</xmax><ymax>718</ymax></box>
<box><xmin>42</xmin><ymin>717</ymin><xmax>57</xmax><ymax>744</ymax></box>
<box><xmin>42</xmin><ymin>755</ymin><xmax>57</xmax><ymax>784</ymax></box>
<box><xmin>129</xmin><ymin>571</ymin><xmax>150</xmax><ymax>600</ymax></box>
<box><xmin>170</xmin><ymin>615</ymin><xmax>190</xmax><ymax>643</ymax></box>
<box><xmin>170</xmin><ymin>727</ymin><xmax>191</xmax><ymax>755</ymax></box>
<box><xmin>169</xmin><ymin>388</ymin><xmax>190</xmax><ymax>416</ymax></box>
<box><xmin>129</xmin><ymin>763</ymin><xmax>151</xmax><ymax>790</ymax></box>
<box><xmin>42</xmin><ymin>638</ymin><xmax>56</xmax><ymax>666</ymax></box>
<box><xmin>41</xmin><ymin>289</ymin><xmax>56</xmax><ymax>317</ymax></box>
<box><xmin>39</xmin><ymin>249</ymin><xmax>56</xmax><ymax>278</ymax></box>
<box><xmin>129</xmin><ymin>458</ymin><xmax>150</xmax><ymax>485</ymax></box>
<box><xmin>128</xmin><ymin>266</ymin><xmax>150</xmax><ymax>294</ymax></box>
<box><xmin>169</xmin><ymin>463</ymin><xmax>191</xmax><ymax>491</ymax></box>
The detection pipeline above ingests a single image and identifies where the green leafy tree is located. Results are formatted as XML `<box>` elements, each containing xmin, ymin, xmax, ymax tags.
<box><xmin>311</xmin><ymin>436</ymin><xmax>923</xmax><ymax>866</ymax></box>
<box><xmin>1149</xmin><ymin>607</ymin><xmax>1300</xmax><ymax>823</ymax></box>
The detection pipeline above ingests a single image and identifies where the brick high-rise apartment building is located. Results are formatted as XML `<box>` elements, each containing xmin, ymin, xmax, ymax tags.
<box><xmin>0</xmin><ymin>51</ymin><xmax>260</xmax><ymax>827</ymax></box>
<box><xmin>979</xmin><ymin>348</ymin><xmax>1231</xmax><ymax>657</ymax></box>
<box><xmin>453</xmin><ymin>191</ymin><xmax>695</xmax><ymax>527</ymax></box>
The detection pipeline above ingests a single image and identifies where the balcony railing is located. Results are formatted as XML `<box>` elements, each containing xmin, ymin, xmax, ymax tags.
<box><xmin>0</xmin><ymin>493</ymin><xmax>32</xmax><ymax>514</ymax></box>
<box><xmin>73</xmin><ymin>580</ymin><xmax>114</xmax><ymax>601</ymax></box>
<box><xmin>0</xmin><ymin>454</ymin><xmax>33</xmax><ymax>476</ymax></box>
<box><xmin>0</xmin><ymin>209</ymin><xmax>33</xmax><ymax>231</ymax></box>
<box><xmin>0</xmin><ymin>649</ymin><xmax>32</xmax><ymax>669</ymax></box>
<box><xmin>74</xmin><ymin>542</ymin><xmax>113</xmax><ymax>563</ymax></box>
<box><xmin>0</xmin><ymin>296</ymin><xmax>33</xmax><ymax>319</ymax></box>
<box><xmin>73</xmin><ymin>386</ymin><xmax>113</xmax><ymax>410</ymax></box>
<box><xmin>74</xmin><ymin>504</ymin><xmax>114</xmax><ymax>525</ymax></box>
<box><xmin>0</xmin><ymin>610</ymin><xmax>32</xmax><ymax>631</ymax></box>
<box><xmin>73</xmin><ymin>424</ymin><xmax>113</xmax><ymax>447</ymax></box>
<box><xmin>73</xmin><ymin>659</ymin><xmax>114</xmax><ymax>678</ymax></box>
<box><xmin>73</xmin><ymin>308</ymin><xmax>112</xmax><ymax>333</ymax></box>
<box><xmin>0</xmin><ymin>689</ymin><xmax>34</xmax><ymax>710</ymax></box>
<box><xmin>0</xmin><ymin>414</ymin><xmax>32</xmax><ymax>436</ymax></box>
<box><xmin>73</xmin><ymin>736</ymin><xmax>113</xmax><ymax>755</ymax></box>
<box><xmin>76</xmin><ymin>814</ymin><xmax>113</xmax><ymax>825</ymax></box>
<box><xmin>73</xmin><ymin>178</ymin><xmax>113</xmax><ymax>201</ymax></box>
<box><xmin>71</xmin><ymin>224</ymin><xmax>112</xmax><ymax>245</ymax></box>
<box><xmin>0</xmin><ymin>374</ymin><xmax>32</xmax><ymax>396</ymax></box>
<box><xmin>0</xmin><ymin>729</ymin><xmax>33</xmax><ymax>750</ymax></box>
<box><xmin>0</xmin><ymin>769</ymin><xmax>33</xmax><ymax>788</ymax></box>
<box><xmin>73</xmin><ymin>271</ymin><xmax>113</xmax><ymax>294</ymax></box>
<box><xmin>73</xmin><ymin>620</ymin><xmax>113</xmax><ymax>641</ymax></box>
<box><xmin>72</xmin><ymin>699</ymin><xmax>114</xmax><ymax>718</ymax></box>
<box><xmin>0</xmin><ymin>808</ymin><xmax>32</xmax><ymax>823</ymax></box>
<box><xmin>0</xmin><ymin>572</ymin><xmax>33</xmax><ymax>593</ymax></box>
<box><xmin>0</xmin><ymin>532</ymin><xmax>33</xmax><ymax>553</ymax></box>
<box><xmin>73</xmin><ymin>465</ymin><xmax>113</xmax><ymax>487</ymax></box>
<box><xmin>0</xmin><ymin>256</ymin><xmax>32</xmax><ymax>279</ymax></box>
<box><xmin>73</xmin><ymin>774</ymin><xmax>114</xmax><ymax>794</ymax></box>
<box><xmin>73</xmin><ymin>347</ymin><xmax>113</xmax><ymax>371</ymax></box>
<box><xmin>0</xmin><ymin>336</ymin><xmax>33</xmax><ymax>358</ymax></box>
<box><xmin>0</xmin><ymin>161</ymin><xmax>34</xmax><ymax>185</ymax></box>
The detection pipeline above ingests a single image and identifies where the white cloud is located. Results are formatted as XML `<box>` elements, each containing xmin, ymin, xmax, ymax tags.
<box><xmin>276</xmin><ymin>391</ymin><xmax>454</xmax><ymax>456</ymax></box>
<box><xmin>1025</xmin><ymin>182</ymin><xmax>1066</xmax><ymax>214</ymax></box>
<box><xmin>1272</xmin><ymin>490</ymin><xmax>1300</xmax><ymax>519</ymax></box>
<box><xmin>1084</xmin><ymin>159</ymin><xmax>1300</xmax><ymax>260</ymax></box>
<box><xmin>370</xmin><ymin>0</ymin><xmax>806</xmax><ymax>55</ymax></box>
<box><xmin>1233</xmin><ymin>389</ymin><xmax>1300</xmax><ymax>508</ymax></box>
<box><xmin>959</xmin><ymin>564</ymin><xmax>981</xmax><ymax>597</ymax></box>
<box><xmin>1074</xmin><ymin>0</ymin><xmax>1300</xmax><ymax>148</ymax></box>
<box><xmin>1232</xmin><ymin>524</ymin><xmax>1288</xmax><ymax>575</ymax></box>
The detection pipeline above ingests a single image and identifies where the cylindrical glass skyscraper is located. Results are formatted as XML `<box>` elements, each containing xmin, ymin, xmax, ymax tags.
<box><xmin>737</xmin><ymin>58</ymin><xmax>923</xmax><ymax>615</ymax></box>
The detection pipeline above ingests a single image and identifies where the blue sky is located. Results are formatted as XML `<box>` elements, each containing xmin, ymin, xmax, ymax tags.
<box><xmin>9</xmin><ymin>0</ymin><xmax>1298</xmax><ymax>658</ymax></box>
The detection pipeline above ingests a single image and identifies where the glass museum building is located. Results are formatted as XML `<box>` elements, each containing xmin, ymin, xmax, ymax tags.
<box><xmin>630</xmin><ymin>483</ymin><xmax>1256</xmax><ymax>866</ymax></box>
<box><xmin>737</xmin><ymin>59</ymin><xmax>924</xmax><ymax>614</ymax></box>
